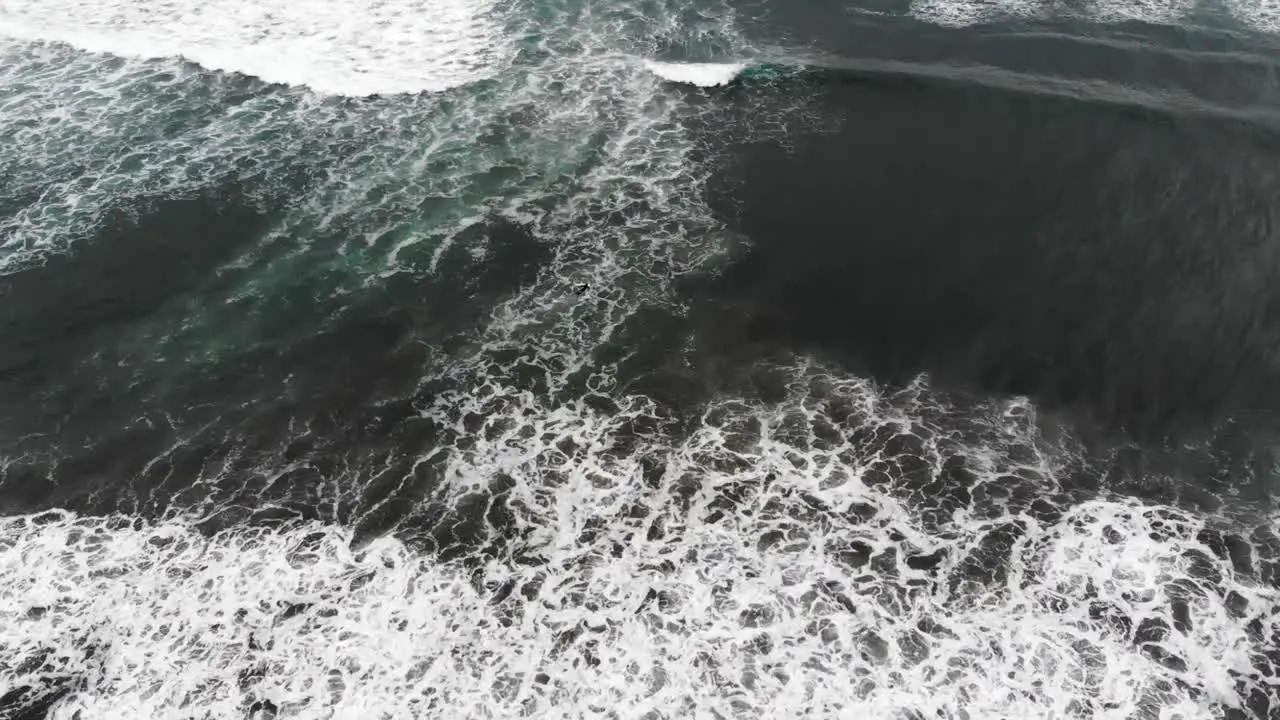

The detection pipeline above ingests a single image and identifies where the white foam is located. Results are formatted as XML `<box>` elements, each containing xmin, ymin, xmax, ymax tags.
<box><xmin>1226</xmin><ymin>0</ymin><xmax>1280</xmax><ymax>32</ymax></box>
<box><xmin>1080</xmin><ymin>0</ymin><xmax>1199</xmax><ymax>24</ymax></box>
<box><xmin>0</xmin><ymin>0</ymin><xmax>509</xmax><ymax>96</ymax></box>
<box><xmin>644</xmin><ymin>60</ymin><xmax>747</xmax><ymax>87</ymax></box>
<box><xmin>3</xmin><ymin>372</ymin><xmax>1276</xmax><ymax>718</ymax></box>
<box><xmin>908</xmin><ymin>0</ymin><xmax>1046</xmax><ymax>27</ymax></box>
<box><xmin>907</xmin><ymin>0</ymin><xmax>1200</xmax><ymax>27</ymax></box>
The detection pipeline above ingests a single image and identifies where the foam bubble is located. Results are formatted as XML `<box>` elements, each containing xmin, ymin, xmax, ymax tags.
<box><xmin>645</xmin><ymin>60</ymin><xmax>747</xmax><ymax>87</ymax></box>
<box><xmin>0</xmin><ymin>0</ymin><xmax>510</xmax><ymax>96</ymax></box>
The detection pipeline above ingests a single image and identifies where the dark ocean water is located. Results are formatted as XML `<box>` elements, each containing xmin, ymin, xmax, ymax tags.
<box><xmin>1</xmin><ymin>0</ymin><xmax>1279</xmax><ymax>718</ymax></box>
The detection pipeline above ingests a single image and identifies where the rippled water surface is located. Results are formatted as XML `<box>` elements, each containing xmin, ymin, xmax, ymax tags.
<box><xmin>2</xmin><ymin>0</ymin><xmax>1280</xmax><ymax>718</ymax></box>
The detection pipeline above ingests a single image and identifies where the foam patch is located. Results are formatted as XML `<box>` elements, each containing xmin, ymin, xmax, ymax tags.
<box><xmin>0</xmin><ymin>0</ymin><xmax>510</xmax><ymax>96</ymax></box>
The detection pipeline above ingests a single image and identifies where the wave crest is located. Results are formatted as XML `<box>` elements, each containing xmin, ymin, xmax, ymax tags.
<box><xmin>0</xmin><ymin>0</ymin><xmax>510</xmax><ymax>96</ymax></box>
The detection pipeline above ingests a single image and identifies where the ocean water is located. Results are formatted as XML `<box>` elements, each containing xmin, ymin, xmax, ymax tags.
<box><xmin>2</xmin><ymin>0</ymin><xmax>1280</xmax><ymax>718</ymax></box>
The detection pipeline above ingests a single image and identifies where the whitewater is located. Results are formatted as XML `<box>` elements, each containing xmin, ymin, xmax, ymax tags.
<box><xmin>0</xmin><ymin>0</ymin><xmax>511</xmax><ymax>96</ymax></box>
<box><xmin>1</xmin><ymin>0</ymin><xmax>1279</xmax><ymax>718</ymax></box>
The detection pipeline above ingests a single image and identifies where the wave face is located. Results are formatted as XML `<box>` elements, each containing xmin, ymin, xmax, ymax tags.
<box><xmin>2</xmin><ymin>0</ymin><xmax>1280</xmax><ymax>719</ymax></box>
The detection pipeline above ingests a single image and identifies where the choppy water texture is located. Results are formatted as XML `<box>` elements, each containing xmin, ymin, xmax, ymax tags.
<box><xmin>2</xmin><ymin>0</ymin><xmax>1280</xmax><ymax>718</ymax></box>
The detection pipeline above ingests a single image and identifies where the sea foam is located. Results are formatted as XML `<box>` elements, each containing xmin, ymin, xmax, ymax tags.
<box><xmin>644</xmin><ymin>60</ymin><xmax>747</xmax><ymax>87</ymax></box>
<box><xmin>0</xmin><ymin>0</ymin><xmax>510</xmax><ymax>96</ymax></box>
